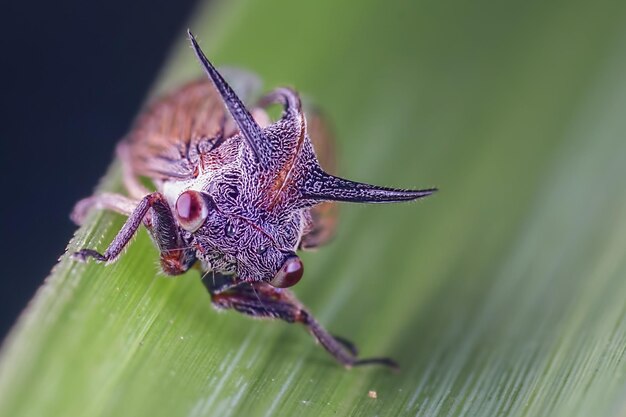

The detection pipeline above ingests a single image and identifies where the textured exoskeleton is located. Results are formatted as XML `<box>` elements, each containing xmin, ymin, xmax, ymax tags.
<box><xmin>72</xmin><ymin>31</ymin><xmax>436</xmax><ymax>369</ymax></box>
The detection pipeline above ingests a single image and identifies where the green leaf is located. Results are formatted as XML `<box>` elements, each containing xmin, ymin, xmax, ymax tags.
<box><xmin>2</xmin><ymin>0</ymin><xmax>626</xmax><ymax>416</ymax></box>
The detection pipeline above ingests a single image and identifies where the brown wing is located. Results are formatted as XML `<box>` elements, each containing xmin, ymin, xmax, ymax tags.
<box><xmin>299</xmin><ymin>108</ymin><xmax>339</xmax><ymax>250</ymax></box>
<box><xmin>125</xmin><ymin>79</ymin><xmax>227</xmax><ymax>180</ymax></box>
<box><xmin>125</xmin><ymin>69</ymin><xmax>263</xmax><ymax>181</ymax></box>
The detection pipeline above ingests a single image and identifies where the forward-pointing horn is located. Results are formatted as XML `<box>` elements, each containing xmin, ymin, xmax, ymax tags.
<box><xmin>188</xmin><ymin>30</ymin><xmax>269</xmax><ymax>168</ymax></box>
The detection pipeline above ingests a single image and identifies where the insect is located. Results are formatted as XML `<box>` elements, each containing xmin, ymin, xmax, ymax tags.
<box><xmin>72</xmin><ymin>30</ymin><xmax>436</xmax><ymax>369</ymax></box>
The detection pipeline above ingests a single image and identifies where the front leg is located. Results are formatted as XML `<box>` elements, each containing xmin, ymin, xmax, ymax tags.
<box><xmin>205</xmin><ymin>274</ymin><xmax>398</xmax><ymax>370</ymax></box>
<box><xmin>73</xmin><ymin>192</ymin><xmax>196</xmax><ymax>275</ymax></box>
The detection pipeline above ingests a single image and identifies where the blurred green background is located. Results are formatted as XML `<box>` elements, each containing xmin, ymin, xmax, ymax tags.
<box><xmin>2</xmin><ymin>0</ymin><xmax>626</xmax><ymax>416</ymax></box>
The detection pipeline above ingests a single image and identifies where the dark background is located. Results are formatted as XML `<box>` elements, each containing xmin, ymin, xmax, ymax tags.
<box><xmin>0</xmin><ymin>0</ymin><xmax>198</xmax><ymax>338</ymax></box>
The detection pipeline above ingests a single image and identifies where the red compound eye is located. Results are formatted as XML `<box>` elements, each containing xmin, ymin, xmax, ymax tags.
<box><xmin>175</xmin><ymin>190</ymin><xmax>209</xmax><ymax>232</ymax></box>
<box><xmin>270</xmin><ymin>255</ymin><xmax>304</xmax><ymax>288</ymax></box>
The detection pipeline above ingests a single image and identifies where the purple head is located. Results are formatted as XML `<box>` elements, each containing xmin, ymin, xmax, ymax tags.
<box><xmin>173</xmin><ymin>31</ymin><xmax>436</xmax><ymax>287</ymax></box>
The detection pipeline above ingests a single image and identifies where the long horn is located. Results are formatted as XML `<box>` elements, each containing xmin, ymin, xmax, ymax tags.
<box><xmin>302</xmin><ymin>167</ymin><xmax>436</xmax><ymax>203</ymax></box>
<box><xmin>188</xmin><ymin>30</ymin><xmax>267</xmax><ymax>166</ymax></box>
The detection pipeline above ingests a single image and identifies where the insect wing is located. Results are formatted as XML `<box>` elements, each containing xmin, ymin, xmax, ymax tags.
<box><xmin>299</xmin><ymin>108</ymin><xmax>339</xmax><ymax>249</ymax></box>
<box><xmin>125</xmin><ymin>70</ymin><xmax>263</xmax><ymax>181</ymax></box>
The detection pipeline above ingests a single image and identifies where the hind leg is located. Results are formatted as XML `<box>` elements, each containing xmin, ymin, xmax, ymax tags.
<box><xmin>71</xmin><ymin>192</ymin><xmax>139</xmax><ymax>225</ymax></box>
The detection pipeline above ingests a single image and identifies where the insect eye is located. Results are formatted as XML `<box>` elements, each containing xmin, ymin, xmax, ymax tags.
<box><xmin>270</xmin><ymin>255</ymin><xmax>304</xmax><ymax>288</ymax></box>
<box><xmin>175</xmin><ymin>190</ymin><xmax>210</xmax><ymax>232</ymax></box>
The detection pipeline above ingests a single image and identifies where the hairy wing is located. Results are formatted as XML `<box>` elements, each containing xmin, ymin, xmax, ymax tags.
<box><xmin>125</xmin><ymin>71</ymin><xmax>262</xmax><ymax>180</ymax></box>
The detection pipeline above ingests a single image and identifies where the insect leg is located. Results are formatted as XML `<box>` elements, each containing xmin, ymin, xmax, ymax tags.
<box><xmin>73</xmin><ymin>192</ymin><xmax>196</xmax><ymax>275</ymax></box>
<box><xmin>71</xmin><ymin>192</ymin><xmax>139</xmax><ymax>225</ymax></box>
<box><xmin>204</xmin><ymin>275</ymin><xmax>398</xmax><ymax>370</ymax></box>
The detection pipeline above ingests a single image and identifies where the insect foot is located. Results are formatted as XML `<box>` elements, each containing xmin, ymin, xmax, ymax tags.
<box><xmin>72</xmin><ymin>249</ymin><xmax>107</xmax><ymax>263</ymax></box>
